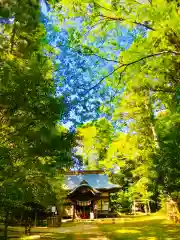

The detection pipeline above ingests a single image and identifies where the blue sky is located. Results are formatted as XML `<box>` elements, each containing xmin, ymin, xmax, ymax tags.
<box><xmin>41</xmin><ymin>0</ymin><xmax>48</xmax><ymax>15</ymax></box>
<box><xmin>40</xmin><ymin>0</ymin><xmax>137</xmax><ymax>130</ymax></box>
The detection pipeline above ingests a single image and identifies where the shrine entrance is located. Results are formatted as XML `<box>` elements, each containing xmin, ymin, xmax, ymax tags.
<box><xmin>67</xmin><ymin>180</ymin><xmax>100</xmax><ymax>220</ymax></box>
<box><xmin>76</xmin><ymin>200</ymin><xmax>93</xmax><ymax>219</ymax></box>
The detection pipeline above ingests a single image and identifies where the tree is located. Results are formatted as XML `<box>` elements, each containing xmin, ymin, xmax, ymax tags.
<box><xmin>0</xmin><ymin>0</ymin><xmax>77</xmax><ymax>238</ymax></box>
<box><xmin>41</xmin><ymin>1</ymin><xmax>139</xmax><ymax>127</ymax></box>
<box><xmin>55</xmin><ymin>0</ymin><xmax>180</xmax><ymax>208</ymax></box>
<box><xmin>77</xmin><ymin>118</ymin><xmax>114</xmax><ymax>168</ymax></box>
<box><xmin>55</xmin><ymin>0</ymin><xmax>179</xmax><ymax>112</ymax></box>
<box><xmin>155</xmin><ymin>111</ymin><xmax>180</xmax><ymax>201</ymax></box>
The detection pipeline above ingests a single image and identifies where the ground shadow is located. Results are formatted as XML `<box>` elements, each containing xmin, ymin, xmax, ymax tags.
<box><xmin>99</xmin><ymin>218</ymin><xmax>180</xmax><ymax>240</ymax></box>
<box><xmin>1</xmin><ymin>217</ymin><xmax>180</xmax><ymax>240</ymax></box>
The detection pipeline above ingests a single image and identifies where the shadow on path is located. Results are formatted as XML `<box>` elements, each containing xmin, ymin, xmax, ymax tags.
<box><xmin>39</xmin><ymin>223</ymin><xmax>109</xmax><ymax>240</ymax></box>
<box><xmin>99</xmin><ymin>218</ymin><xmax>180</xmax><ymax>240</ymax></box>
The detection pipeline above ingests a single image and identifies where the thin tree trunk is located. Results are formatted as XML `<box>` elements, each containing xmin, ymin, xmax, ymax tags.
<box><xmin>20</xmin><ymin>212</ymin><xmax>23</xmax><ymax>226</ymax></box>
<box><xmin>10</xmin><ymin>19</ymin><xmax>17</xmax><ymax>53</ymax></box>
<box><xmin>4</xmin><ymin>208</ymin><xmax>9</xmax><ymax>240</ymax></box>
<box><xmin>150</xmin><ymin>122</ymin><xmax>159</xmax><ymax>148</ymax></box>
<box><xmin>34</xmin><ymin>211</ymin><xmax>37</xmax><ymax>227</ymax></box>
<box><xmin>147</xmin><ymin>200</ymin><xmax>151</xmax><ymax>214</ymax></box>
<box><xmin>134</xmin><ymin>201</ymin><xmax>136</xmax><ymax>215</ymax></box>
<box><xmin>144</xmin><ymin>204</ymin><xmax>148</xmax><ymax>215</ymax></box>
<box><xmin>144</xmin><ymin>92</ymin><xmax>160</xmax><ymax>148</ymax></box>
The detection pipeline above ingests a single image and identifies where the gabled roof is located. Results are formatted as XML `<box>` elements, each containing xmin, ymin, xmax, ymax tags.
<box><xmin>68</xmin><ymin>183</ymin><xmax>100</xmax><ymax>196</ymax></box>
<box><xmin>64</xmin><ymin>171</ymin><xmax>120</xmax><ymax>190</ymax></box>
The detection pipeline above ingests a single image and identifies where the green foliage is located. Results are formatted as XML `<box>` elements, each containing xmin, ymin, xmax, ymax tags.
<box><xmin>77</xmin><ymin>118</ymin><xmax>114</xmax><ymax>168</ymax></box>
<box><xmin>55</xmin><ymin>0</ymin><xmax>180</xmax><ymax>210</ymax></box>
<box><xmin>155</xmin><ymin>112</ymin><xmax>180</xmax><ymax>198</ymax></box>
<box><xmin>111</xmin><ymin>191</ymin><xmax>131</xmax><ymax>213</ymax></box>
<box><xmin>0</xmin><ymin>0</ymin><xmax>77</xmax><ymax>236</ymax></box>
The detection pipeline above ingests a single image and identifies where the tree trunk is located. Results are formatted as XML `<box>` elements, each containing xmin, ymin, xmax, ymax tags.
<box><xmin>4</xmin><ymin>208</ymin><xmax>9</xmax><ymax>240</ymax></box>
<box><xmin>10</xmin><ymin>19</ymin><xmax>17</xmax><ymax>53</ymax></box>
<box><xmin>34</xmin><ymin>211</ymin><xmax>38</xmax><ymax>227</ymax></box>
<box><xmin>145</xmin><ymin>92</ymin><xmax>160</xmax><ymax>148</ymax></box>
<box><xmin>20</xmin><ymin>212</ymin><xmax>23</xmax><ymax>226</ymax></box>
<box><xmin>144</xmin><ymin>204</ymin><xmax>148</xmax><ymax>215</ymax></box>
<box><xmin>56</xmin><ymin>204</ymin><xmax>63</xmax><ymax>227</ymax></box>
<box><xmin>134</xmin><ymin>201</ymin><xmax>136</xmax><ymax>215</ymax></box>
<box><xmin>150</xmin><ymin>122</ymin><xmax>159</xmax><ymax>148</ymax></box>
<box><xmin>147</xmin><ymin>200</ymin><xmax>151</xmax><ymax>214</ymax></box>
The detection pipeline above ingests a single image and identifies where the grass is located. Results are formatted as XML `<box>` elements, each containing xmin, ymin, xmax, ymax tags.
<box><xmin>1</xmin><ymin>215</ymin><xmax>180</xmax><ymax>240</ymax></box>
<box><xmin>99</xmin><ymin>215</ymin><xmax>180</xmax><ymax>240</ymax></box>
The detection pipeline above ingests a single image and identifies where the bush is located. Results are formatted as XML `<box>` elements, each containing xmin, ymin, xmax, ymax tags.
<box><xmin>111</xmin><ymin>191</ymin><xmax>131</xmax><ymax>213</ymax></box>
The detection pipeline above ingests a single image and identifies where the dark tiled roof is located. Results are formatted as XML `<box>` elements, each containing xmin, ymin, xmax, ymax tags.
<box><xmin>64</xmin><ymin>173</ymin><xmax>120</xmax><ymax>190</ymax></box>
<box><xmin>68</xmin><ymin>184</ymin><xmax>100</xmax><ymax>195</ymax></box>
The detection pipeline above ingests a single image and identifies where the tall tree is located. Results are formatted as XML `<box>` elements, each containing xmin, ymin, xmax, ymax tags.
<box><xmin>54</xmin><ymin>0</ymin><xmax>180</xmax><ymax>205</ymax></box>
<box><xmin>41</xmin><ymin>1</ymin><xmax>138</xmax><ymax>127</ymax></box>
<box><xmin>77</xmin><ymin>118</ymin><xmax>114</xmax><ymax>168</ymax></box>
<box><xmin>0</xmin><ymin>0</ymin><xmax>77</xmax><ymax>237</ymax></box>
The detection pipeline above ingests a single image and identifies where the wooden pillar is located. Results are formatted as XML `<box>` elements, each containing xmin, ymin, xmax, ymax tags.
<box><xmin>73</xmin><ymin>202</ymin><xmax>76</xmax><ymax>220</ymax></box>
<box><xmin>94</xmin><ymin>201</ymin><xmax>97</xmax><ymax>219</ymax></box>
<box><xmin>93</xmin><ymin>201</ymin><xmax>95</xmax><ymax>219</ymax></box>
<box><xmin>83</xmin><ymin>205</ymin><xmax>85</xmax><ymax>219</ymax></box>
<box><xmin>108</xmin><ymin>192</ymin><xmax>111</xmax><ymax>212</ymax></box>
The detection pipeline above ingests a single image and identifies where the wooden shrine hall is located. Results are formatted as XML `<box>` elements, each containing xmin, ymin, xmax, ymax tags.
<box><xmin>63</xmin><ymin>170</ymin><xmax>120</xmax><ymax>219</ymax></box>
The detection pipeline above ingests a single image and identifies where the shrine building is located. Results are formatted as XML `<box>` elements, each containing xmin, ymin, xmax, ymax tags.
<box><xmin>63</xmin><ymin>170</ymin><xmax>120</xmax><ymax>219</ymax></box>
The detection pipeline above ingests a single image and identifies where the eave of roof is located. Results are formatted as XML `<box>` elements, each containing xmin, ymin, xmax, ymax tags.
<box><xmin>68</xmin><ymin>184</ymin><xmax>100</xmax><ymax>196</ymax></box>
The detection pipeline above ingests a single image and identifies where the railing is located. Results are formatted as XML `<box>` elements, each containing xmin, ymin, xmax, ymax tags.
<box><xmin>47</xmin><ymin>216</ymin><xmax>60</xmax><ymax>227</ymax></box>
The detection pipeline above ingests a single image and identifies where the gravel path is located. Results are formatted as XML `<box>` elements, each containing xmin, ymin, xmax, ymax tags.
<box><xmin>39</xmin><ymin>223</ymin><xmax>109</xmax><ymax>240</ymax></box>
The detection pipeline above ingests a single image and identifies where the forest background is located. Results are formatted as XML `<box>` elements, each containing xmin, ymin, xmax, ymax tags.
<box><xmin>0</xmin><ymin>0</ymin><xmax>180</xmax><ymax>238</ymax></box>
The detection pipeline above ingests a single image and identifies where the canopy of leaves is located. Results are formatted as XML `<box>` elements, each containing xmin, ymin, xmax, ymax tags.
<box><xmin>51</xmin><ymin>0</ymin><xmax>180</xmax><ymax>206</ymax></box>
<box><xmin>77</xmin><ymin>118</ymin><xmax>114</xmax><ymax>168</ymax></box>
<box><xmin>41</xmin><ymin>2</ymin><xmax>139</xmax><ymax>127</ymax></box>
<box><xmin>0</xmin><ymin>0</ymin><xmax>78</xmax><ymax>231</ymax></box>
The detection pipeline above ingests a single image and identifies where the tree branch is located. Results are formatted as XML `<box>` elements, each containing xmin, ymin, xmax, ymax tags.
<box><xmin>84</xmin><ymin>65</ymin><xmax>122</xmax><ymax>95</ymax></box>
<box><xmin>93</xmin><ymin>2</ymin><xmax>112</xmax><ymax>12</ymax></box>
<box><xmin>84</xmin><ymin>50</ymin><xmax>180</xmax><ymax>95</ymax></box>
<box><xmin>111</xmin><ymin>65</ymin><xmax>129</xmax><ymax>99</ymax></box>
<box><xmin>85</xmin><ymin>19</ymin><xmax>115</xmax><ymax>37</ymax></box>
<box><xmin>61</xmin><ymin>44</ymin><xmax>119</xmax><ymax>63</ymax></box>
<box><xmin>89</xmin><ymin>3</ymin><xmax>155</xmax><ymax>31</ymax></box>
<box><xmin>135</xmin><ymin>86</ymin><xmax>176</xmax><ymax>94</ymax></box>
<box><xmin>150</xmin><ymin>88</ymin><xmax>176</xmax><ymax>93</ymax></box>
<box><xmin>85</xmin><ymin>19</ymin><xmax>105</xmax><ymax>37</ymax></box>
<box><xmin>101</xmin><ymin>15</ymin><xmax>155</xmax><ymax>31</ymax></box>
<box><xmin>89</xmin><ymin>52</ymin><xmax>119</xmax><ymax>63</ymax></box>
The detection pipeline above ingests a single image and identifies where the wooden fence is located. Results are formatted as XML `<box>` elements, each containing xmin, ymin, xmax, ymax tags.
<box><xmin>47</xmin><ymin>216</ymin><xmax>60</xmax><ymax>227</ymax></box>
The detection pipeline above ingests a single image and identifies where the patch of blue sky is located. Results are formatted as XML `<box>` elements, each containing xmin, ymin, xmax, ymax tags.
<box><xmin>40</xmin><ymin>0</ymin><xmax>48</xmax><ymax>16</ymax></box>
<box><xmin>40</xmin><ymin>1</ymin><xmax>141</xmax><ymax>130</ymax></box>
